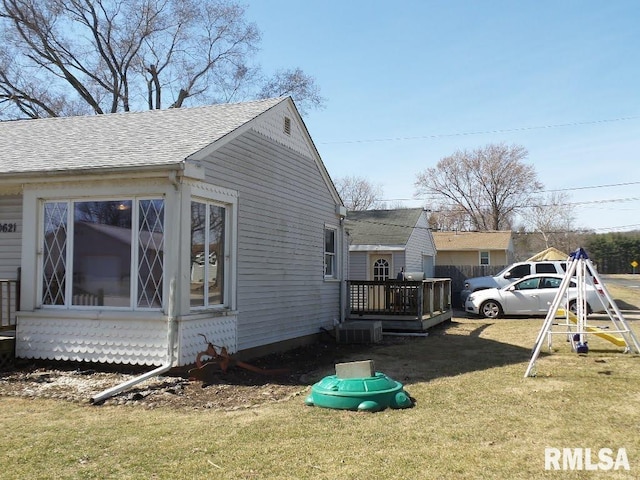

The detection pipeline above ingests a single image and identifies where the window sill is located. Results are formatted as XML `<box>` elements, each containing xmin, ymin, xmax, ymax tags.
<box><xmin>324</xmin><ymin>277</ymin><xmax>341</xmax><ymax>283</ymax></box>
<box><xmin>27</xmin><ymin>309</ymin><xmax>161</xmax><ymax>321</ymax></box>
<box><xmin>186</xmin><ymin>308</ymin><xmax>237</xmax><ymax>317</ymax></box>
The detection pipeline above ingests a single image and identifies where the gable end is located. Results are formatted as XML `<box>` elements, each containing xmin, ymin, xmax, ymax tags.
<box><xmin>251</xmin><ymin>101</ymin><xmax>314</xmax><ymax>159</ymax></box>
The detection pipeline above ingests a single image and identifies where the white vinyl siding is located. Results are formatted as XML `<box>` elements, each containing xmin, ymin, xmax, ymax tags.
<box><xmin>349</xmin><ymin>252</ymin><xmax>367</xmax><ymax>280</ymax></box>
<box><xmin>391</xmin><ymin>252</ymin><xmax>405</xmax><ymax>277</ymax></box>
<box><xmin>202</xmin><ymin>130</ymin><xmax>342</xmax><ymax>351</ymax></box>
<box><xmin>0</xmin><ymin>195</ymin><xmax>22</xmax><ymax>328</ymax></box>
<box><xmin>405</xmin><ymin>213</ymin><xmax>436</xmax><ymax>276</ymax></box>
<box><xmin>0</xmin><ymin>195</ymin><xmax>22</xmax><ymax>279</ymax></box>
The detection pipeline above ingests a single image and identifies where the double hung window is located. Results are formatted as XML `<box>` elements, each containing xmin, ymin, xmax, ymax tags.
<box><xmin>324</xmin><ymin>227</ymin><xmax>337</xmax><ymax>278</ymax></box>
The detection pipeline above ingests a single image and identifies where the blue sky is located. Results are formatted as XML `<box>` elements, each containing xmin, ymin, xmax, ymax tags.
<box><xmin>245</xmin><ymin>1</ymin><xmax>640</xmax><ymax>232</ymax></box>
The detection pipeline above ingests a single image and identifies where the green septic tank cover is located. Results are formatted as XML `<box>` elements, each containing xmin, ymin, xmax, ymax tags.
<box><xmin>304</xmin><ymin>372</ymin><xmax>413</xmax><ymax>412</ymax></box>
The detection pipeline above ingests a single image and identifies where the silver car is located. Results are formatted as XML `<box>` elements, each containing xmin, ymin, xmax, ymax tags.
<box><xmin>464</xmin><ymin>274</ymin><xmax>605</xmax><ymax>319</ymax></box>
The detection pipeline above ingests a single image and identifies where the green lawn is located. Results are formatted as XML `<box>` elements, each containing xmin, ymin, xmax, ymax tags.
<box><xmin>1</xmin><ymin>282</ymin><xmax>639</xmax><ymax>479</ymax></box>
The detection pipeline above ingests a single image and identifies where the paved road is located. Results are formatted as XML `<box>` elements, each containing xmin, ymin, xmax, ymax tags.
<box><xmin>601</xmin><ymin>274</ymin><xmax>640</xmax><ymax>289</ymax></box>
<box><xmin>599</xmin><ymin>274</ymin><xmax>640</xmax><ymax>320</ymax></box>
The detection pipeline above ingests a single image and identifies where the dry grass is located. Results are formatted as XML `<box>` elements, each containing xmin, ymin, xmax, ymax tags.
<box><xmin>1</xmin><ymin>281</ymin><xmax>639</xmax><ymax>479</ymax></box>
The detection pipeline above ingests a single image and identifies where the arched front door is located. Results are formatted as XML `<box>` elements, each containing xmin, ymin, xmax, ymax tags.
<box><xmin>369</xmin><ymin>254</ymin><xmax>391</xmax><ymax>310</ymax></box>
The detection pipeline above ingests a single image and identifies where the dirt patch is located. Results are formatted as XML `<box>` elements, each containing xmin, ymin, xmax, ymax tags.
<box><xmin>0</xmin><ymin>338</ymin><xmax>382</xmax><ymax>410</ymax></box>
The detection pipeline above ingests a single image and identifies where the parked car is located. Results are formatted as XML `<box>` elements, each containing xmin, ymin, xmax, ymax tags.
<box><xmin>460</xmin><ymin>261</ymin><xmax>568</xmax><ymax>305</ymax></box>
<box><xmin>464</xmin><ymin>273</ymin><xmax>606</xmax><ymax>319</ymax></box>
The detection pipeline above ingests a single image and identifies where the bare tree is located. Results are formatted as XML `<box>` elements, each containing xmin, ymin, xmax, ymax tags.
<box><xmin>335</xmin><ymin>176</ymin><xmax>383</xmax><ymax>211</ymax></box>
<box><xmin>520</xmin><ymin>191</ymin><xmax>577</xmax><ymax>251</ymax></box>
<box><xmin>0</xmin><ymin>0</ymin><xmax>324</xmax><ymax>119</ymax></box>
<box><xmin>257</xmin><ymin>67</ymin><xmax>324</xmax><ymax>115</ymax></box>
<box><xmin>415</xmin><ymin>143</ymin><xmax>542</xmax><ymax>230</ymax></box>
<box><xmin>427</xmin><ymin>205</ymin><xmax>474</xmax><ymax>231</ymax></box>
<box><xmin>384</xmin><ymin>199</ymin><xmax>407</xmax><ymax>210</ymax></box>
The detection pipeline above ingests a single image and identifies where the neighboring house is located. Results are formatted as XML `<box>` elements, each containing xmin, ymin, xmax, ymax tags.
<box><xmin>433</xmin><ymin>231</ymin><xmax>514</xmax><ymax>266</ymax></box>
<box><xmin>0</xmin><ymin>97</ymin><xmax>347</xmax><ymax>367</ymax></box>
<box><xmin>346</xmin><ymin>208</ymin><xmax>436</xmax><ymax>281</ymax></box>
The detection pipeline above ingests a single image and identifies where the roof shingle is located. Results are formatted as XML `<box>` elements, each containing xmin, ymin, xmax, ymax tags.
<box><xmin>347</xmin><ymin>208</ymin><xmax>425</xmax><ymax>246</ymax></box>
<box><xmin>0</xmin><ymin>97</ymin><xmax>284</xmax><ymax>175</ymax></box>
<box><xmin>432</xmin><ymin>231</ymin><xmax>513</xmax><ymax>251</ymax></box>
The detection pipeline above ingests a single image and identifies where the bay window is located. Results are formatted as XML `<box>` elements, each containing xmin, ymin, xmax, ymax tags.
<box><xmin>42</xmin><ymin>198</ymin><xmax>165</xmax><ymax>309</ymax></box>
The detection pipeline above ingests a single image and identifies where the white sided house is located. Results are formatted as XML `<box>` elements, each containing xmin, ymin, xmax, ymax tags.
<box><xmin>347</xmin><ymin>208</ymin><xmax>436</xmax><ymax>281</ymax></box>
<box><xmin>344</xmin><ymin>208</ymin><xmax>450</xmax><ymax>332</ymax></box>
<box><xmin>0</xmin><ymin>97</ymin><xmax>347</xmax><ymax>367</ymax></box>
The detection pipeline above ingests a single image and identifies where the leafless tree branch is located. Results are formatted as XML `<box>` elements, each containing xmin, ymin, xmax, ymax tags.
<box><xmin>0</xmin><ymin>0</ymin><xmax>324</xmax><ymax>118</ymax></box>
<box><xmin>335</xmin><ymin>176</ymin><xmax>383</xmax><ymax>211</ymax></box>
<box><xmin>415</xmin><ymin>143</ymin><xmax>541</xmax><ymax>230</ymax></box>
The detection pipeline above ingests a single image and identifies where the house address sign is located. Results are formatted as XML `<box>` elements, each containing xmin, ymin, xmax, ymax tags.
<box><xmin>0</xmin><ymin>223</ymin><xmax>17</xmax><ymax>233</ymax></box>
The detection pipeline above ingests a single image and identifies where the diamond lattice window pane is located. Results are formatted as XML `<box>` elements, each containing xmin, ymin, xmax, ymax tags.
<box><xmin>42</xmin><ymin>202</ymin><xmax>68</xmax><ymax>305</ymax></box>
<box><xmin>138</xmin><ymin>199</ymin><xmax>164</xmax><ymax>308</ymax></box>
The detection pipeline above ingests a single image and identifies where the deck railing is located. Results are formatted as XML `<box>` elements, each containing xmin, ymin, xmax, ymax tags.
<box><xmin>0</xmin><ymin>270</ymin><xmax>20</xmax><ymax>331</ymax></box>
<box><xmin>347</xmin><ymin>278</ymin><xmax>451</xmax><ymax>319</ymax></box>
<box><xmin>0</xmin><ymin>280</ymin><xmax>17</xmax><ymax>330</ymax></box>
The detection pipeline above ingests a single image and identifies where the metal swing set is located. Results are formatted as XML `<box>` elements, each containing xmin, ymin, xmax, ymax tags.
<box><xmin>524</xmin><ymin>248</ymin><xmax>640</xmax><ymax>378</ymax></box>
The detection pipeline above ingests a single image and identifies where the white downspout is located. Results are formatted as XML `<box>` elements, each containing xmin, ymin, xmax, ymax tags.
<box><xmin>339</xmin><ymin>210</ymin><xmax>348</xmax><ymax>324</ymax></box>
<box><xmin>91</xmin><ymin>277</ymin><xmax>178</xmax><ymax>404</ymax></box>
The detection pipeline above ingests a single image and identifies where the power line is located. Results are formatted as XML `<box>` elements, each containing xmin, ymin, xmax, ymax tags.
<box><xmin>380</xmin><ymin>181</ymin><xmax>640</xmax><ymax>203</ymax></box>
<box><xmin>353</xmin><ymin>196</ymin><xmax>639</xmax><ymax>232</ymax></box>
<box><xmin>592</xmin><ymin>224</ymin><xmax>640</xmax><ymax>233</ymax></box>
<box><xmin>320</xmin><ymin>115</ymin><xmax>640</xmax><ymax>145</ymax></box>
<box><xmin>523</xmin><ymin>197</ymin><xmax>640</xmax><ymax>209</ymax></box>
<box><xmin>346</xmin><ymin>215</ymin><xmax>640</xmax><ymax>234</ymax></box>
<box><xmin>364</xmin><ymin>180</ymin><xmax>640</xmax><ymax>232</ymax></box>
<box><xmin>541</xmin><ymin>181</ymin><xmax>640</xmax><ymax>193</ymax></box>
<box><xmin>380</xmin><ymin>193</ymin><xmax>640</xmax><ymax>206</ymax></box>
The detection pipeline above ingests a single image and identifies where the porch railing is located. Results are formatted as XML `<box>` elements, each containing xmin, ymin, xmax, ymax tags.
<box><xmin>0</xmin><ymin>269</ymin><xmax>20</xmax><ymax>331</ymax></box>
<box><xmin>348</xmin><ymin>278</ymin><xmax>451</xmax><ymax>318</ymax></box>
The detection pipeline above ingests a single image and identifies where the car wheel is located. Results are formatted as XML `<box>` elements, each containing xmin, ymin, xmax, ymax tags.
<box><xmin>480</xmin><ymin>300</ymin><xmax>503</xmax><ymax>319</ymax></box>
<box><xmin>569</xmin><ymin>301</ymin><xmax>591</xmax><ymax>315</ymax></box>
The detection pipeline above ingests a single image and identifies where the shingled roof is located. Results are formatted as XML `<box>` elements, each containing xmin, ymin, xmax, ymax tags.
<box><xmin>432</xmin><ymin>231</ymin><xmax>513</xmax><ymax>251</ymax></box>
<box><xmin>526</xmin><ymin>247</ymin><xmax>568</xmax><ymax>261</ymax></box>
<box><xmin>346</xmin><ymin>208</ymin><xmax>425</xmax><ymax>246</ymax></box>
<box><xmin>0</xmin><ymin>97</ymin><xmax>284</xmax><ymax>175</ymax></box>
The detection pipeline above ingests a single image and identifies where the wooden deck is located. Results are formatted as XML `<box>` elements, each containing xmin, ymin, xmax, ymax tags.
<box><xmin>347</xmin><ymin>278</ymin><xmax>452</xmax><ymax>331</ymax></box>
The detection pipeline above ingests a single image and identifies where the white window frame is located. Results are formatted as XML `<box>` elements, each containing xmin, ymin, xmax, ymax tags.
<box><xmin>324</xmin><ymin>225</ymin><xmax>339</xmax><ymax>280</ymax></box>
<box><xmin>480</xmin><ymin>251</ymin><xmax>490</xmax><ymax>266</ymax></box>
<box><xmin>187</xmin><ymin>183</ymin><xmax>237</xmax><ymax>312</ymax></box>
<box><xmin>189</xmin><ymin>198</ymin><xmax>230</xmax><ymax>310</ymax></box>
<box><xmin>39</xmin><ymin>196</ymin><xmax>165</xmax><ymax>311</ymax></box>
